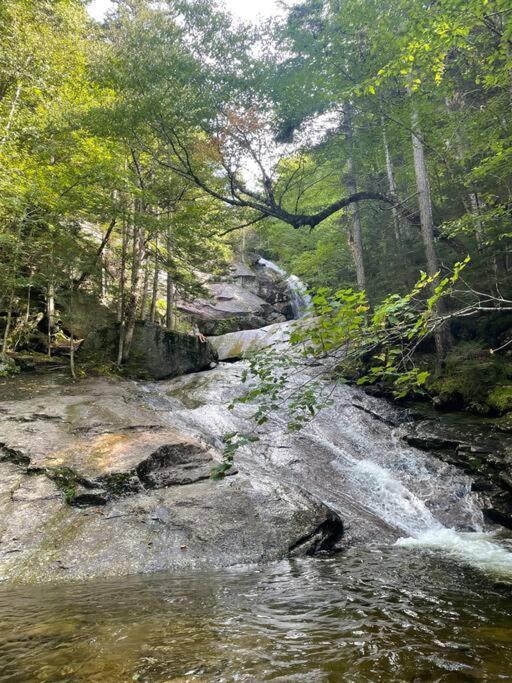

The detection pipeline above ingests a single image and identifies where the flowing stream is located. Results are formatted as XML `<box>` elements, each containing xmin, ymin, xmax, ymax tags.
<box><xmin>257</xmin><ymin>257</ymin><xmax>312</xmax><ymax>317</ymax></box>
<box><xmin>1</xmin><ymin>262</ymin><xmax>512</xmax><ymax>680</ymax></box>
<box><xmin>1</xmin><ymin>363</ymin><xmax>512</xmax><ymax>683</ymax></box>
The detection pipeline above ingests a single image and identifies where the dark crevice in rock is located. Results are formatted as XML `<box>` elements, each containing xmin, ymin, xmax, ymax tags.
<box><xmin>484</xmin><ymin>507</ymin><xmax>512</xmax><ymax>530</ymax></box>
<box><xmin>31</xmin><ymin>413</ymin><xmax>63</xmax><ymax>421</ymax></box>
<box><xmin>288</xmin><ymin>514</ymin><xmax>345</xmax><ymax>557</ymax></box>
<box><xmin>351</xmin><ymin>403</ymin><xmax>399</xmax><ymax>427</ymax></box>
<box><xmin>70</xmin><ymin>487</ymin><xmax>109</xmax><ymax>507</ymax></box>
<box><xmin>0</xmin><ymin>443</ymin><xmax>31</xmax><ymax>466</ymax></box>
<box><xmin>45</xmin><ymin>467</ymin><xmax>97</xmax><ymax>505</ymax></box>
<box><xmin>136</xmin><ymin>444</ymin><xmax>213</xmax><ymax>489</ymax></box>
<box><xmin>405</xmin><ymin>435</ymin><xmax>463</xmax><ymax>451</ymax></box>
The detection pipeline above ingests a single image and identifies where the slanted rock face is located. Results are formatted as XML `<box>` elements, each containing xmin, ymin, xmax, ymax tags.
<box><xmin>177</xmin><ymin>260</ymin><xmax>295</xmax><ymax>335</ymax></box>
<box><xmin>209</xmin><ymin>319</ymin><xmax>297</xmax><ymax>361</ymax></box>
<box><xmin>178</xmin><ymin>282</ymin><xmax>276</xmax><ymax>336</ymax></box>
<box><xmin>80</xmin><ymin>321</ymin><xmax>217</xmax><ymax>379</ymax></box>
<box><xmin>0</xmin><ymin>374</ymin><xmax>344</xmax><ymax>583</ymax></box>
<box><xmin>398</xmin><ymin>414</ymin><xmax>512</xmax><ymax>529</ymax></box>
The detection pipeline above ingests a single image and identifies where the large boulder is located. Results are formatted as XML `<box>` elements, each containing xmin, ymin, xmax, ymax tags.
<box><xmin>178</xmin><ymin>282</ymin><xmax>282</xmax><ymax>336</ymax></box>
<box><xmin>58</xmin><ymin>290</ymin><xmax>116</xmax><ymax>339</ymax></box>
<box><xmin>80</xmin><ymin>321</ymin><xmax>217</xmax><ymax>380</ymax></box>
<box><xmin>209</xmin><ymin>319</ymin><xmax>297</xmax><ymax>360</ymax></box>
<box><xmin>177</xmin><ymin>260</ymin><xmax>295</xmax><ymax>335</ymax></box>
<box><xmin>208</xmin><ymin>318</ymin><xmax>316</xmax><ymax>361</ymax></box>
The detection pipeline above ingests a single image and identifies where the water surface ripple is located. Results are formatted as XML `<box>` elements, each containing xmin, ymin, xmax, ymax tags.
<box><xmin>1</xmin><ymin>546</ymin><xmax>512</xmax><ymax>682</ymax></box>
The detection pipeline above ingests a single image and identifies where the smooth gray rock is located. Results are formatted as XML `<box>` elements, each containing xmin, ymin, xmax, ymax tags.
<box><xmin>0</xmin><ymin>374</ymin><xmax>344</xmax><ymax>583</ymax></box>
<box><xmin>58</xmin><ymin>290</ymin><xmax>116</xmax><ymax>339</ymax></box>
<box><xmin>0</xmin><ymin>471</ymin><xmax>343</xmax><ymax>583</ymax></box>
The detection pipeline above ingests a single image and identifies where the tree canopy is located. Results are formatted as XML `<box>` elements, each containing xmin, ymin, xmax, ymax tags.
<box><xmin>1</xmin><ymin>0</ymin><xmax>511</xmax><ymax>388</ymax></box>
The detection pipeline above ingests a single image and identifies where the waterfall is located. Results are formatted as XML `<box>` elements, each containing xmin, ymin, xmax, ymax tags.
<box><xmin>256</xmin><ymin>256</ymin><xmax>286</xmax><ymax>276</ymax></box>
<box><xmin>287</xmin><ymin>274</ymin><xmax>312</xmax><ymax>318</ymax></box>
<box><xmin>257</xmin><ymin>257</ymin><xmax>311</xmax><ymax>318</ymax></box>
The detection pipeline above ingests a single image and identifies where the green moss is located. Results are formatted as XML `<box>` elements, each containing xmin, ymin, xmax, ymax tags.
<box><xmin>46</xmin><ymin>466</ymin><xmax>82</xmax><ymax>504</ymax></box>
<box><xmin>488</xmin><ymin>385</ymin><xmax>512</xmax><ymax>413</ymax></box>
<box><xmin>428</xmin><ymin>341</ymin><xmax>512</xmax><ymax>414</ymax></box>
<box><xmin>211</xmin><ymin>317</ymin><xmax>247</xmax><ymax>336</ymax></box>
<box><xmin>101</xmin><ymin>471</ymin><xmax>136</xmax><ymax>495</ymax></box>
<box><xmin>0</xmin><ymin>356</ymin><xmax>19</xmax><ymax>377</ymax></box>
<box><xmin>77</xmin><ymin>356</ymin><xmax>119</xmax><ymax>378</ymax></box>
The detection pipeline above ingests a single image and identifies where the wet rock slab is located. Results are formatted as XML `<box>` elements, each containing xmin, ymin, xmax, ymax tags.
<box><xmin>0</xmin><ymin>472</ymin><xmax>343</xmax><ymax>583</ymax></box>
<box><xmin>0</xmin><ymin>375</ymin><xmax>344</xmax><ymax>583</ymax></box>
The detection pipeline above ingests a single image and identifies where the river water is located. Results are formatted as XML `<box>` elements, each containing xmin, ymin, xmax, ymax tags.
<box><xmin>1</xmin><ymin>545</ymin><xmax>512</xmax><ymax>682</ymax></box>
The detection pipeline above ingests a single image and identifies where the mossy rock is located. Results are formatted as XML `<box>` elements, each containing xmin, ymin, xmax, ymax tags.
<box><xmin>0</xmin><ymin>356</ymin><xmax>19</xmax><ymax>377</ymax></box>
<box><xmin>428</xmin><ymin>341</ymin><xmax>512</xmax><ymax>414</ymax></box>
<box><xmin>488</xmin><ymin>385</ymin><xmax>512</xmax><ymax>414</ymax></box>
<box><xmin>80</xmin><ymin>321</ymin><xmax>218</xmax><ymax>380</ymax></box>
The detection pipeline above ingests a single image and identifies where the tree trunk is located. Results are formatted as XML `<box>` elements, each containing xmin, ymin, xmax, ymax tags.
<box><xmin>381</xmin><ymin>115</ymin><xmax>401</xmax><ymax>242</ymax></box>
<box><xmin>122</xmin><ymin>208</ymin><xmax>145</xmax><ymax>363</ymax></box>
<box><xmin>76</xmin><ymin>217</ymin><xmax>116</xmax><ymax>289</ymax></box>
<box><xmin>101</xmin><ymin>261</ymin><xmax>108</xmax><ymax>305</ymax></box>
<box><xmin>1</xmin><ymin>218</ymin><xmax>23</xmax><ymax>360</ymax></box>
<box><xmin>25</xmin><ymin>278</ymin><xmax>32</xmax><ymax>323</ymax></box>
<box><xmin>116</xmin><ymin>218</ymin><xmax>128</xmax><ymax>367</ymax></box>
<box><xmin>149</xmin><ymin>235</ymin><xmax>159</xmax><ymax>323</ymax></box>
<box><xmin>411</xmin><ymin>106</ymin><xmax>449</xmax><ymax>365</ymax></box>
<box><xmin>139</xmin><ymin>251</ymin><xmax>150</xmax><ymax>320</ymax></box>
<box><xmin>0</xmin><ymin>82</ymin><xmax>22</xmax><ymax>148</ymax></box>
<box><xmin>69</xmin><ymin>278</ymin><xmax>76</xmax><ymax>380</ymax></box>
<box><xmin>166</xmin><ymin>228</ymin><xmax>174</xmax><ymax>330</ymax></box>
<box><xmin>47</xmin><ymin>281</ymin><xmax>55</xmax><ymax>358</ymax></box>
<box><xmin>342</xmin><ymin>103</ymin><xmax>366</xmax><ymax>290</ymax></box>
<box><xmin>1</xmin><ymin>302</ymin><xmax>13</xmax><ymax>361</ymax></box>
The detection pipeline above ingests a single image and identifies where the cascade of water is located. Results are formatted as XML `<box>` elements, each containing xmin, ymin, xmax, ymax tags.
<box><xmin>257</xmin><ymin>257</ymin><xmax>311</xmax><ymax>318</ymax></box>
<box><xmin>303</xmin><ymin>424</ymin><xmax>512</xmax><ymax>576</ymax></box>
<box><xmin>143</xmin><ymin>362</ymin><xmax>512</xmax><ymax>578</ymax></box>
<box><xmin>143</xmin><ymin>284</ymin><xmax>512</xmax><ymax>579</ymax></box>
<box><xmin>256</xmin><ymin>256</ymin><xmax>286</xmax><ymax>276</ymax></box>
<box><xmin>287</xmin><ymin>274</ymin><xmax>312</xmax><ymax>318</ymax></box>
<box><xmin>305</xmin><ymin>427</ymin><xmax>452</xmax><ymax>537</ymax></box>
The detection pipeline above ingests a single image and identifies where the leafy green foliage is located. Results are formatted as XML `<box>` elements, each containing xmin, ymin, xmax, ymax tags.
<box><xmin>211</xmin><ymin>432</ymin><xmax>259</xmax><ymax>480</ymax></box>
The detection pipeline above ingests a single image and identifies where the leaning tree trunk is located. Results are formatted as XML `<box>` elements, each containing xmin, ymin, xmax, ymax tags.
<box><xmin>342</xmin><ymin>103</ymin><xmax>366</xmax><ymax>291</ymax></box>
<box><xmin>411</xmin><ymin>106</ymin><xmax>449</xmax><ymax>366</ymax></box>
<box><xmin>76</xmin><ymin>217</ymin><xmax>116</xmax><ymax>289</ymax></box>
